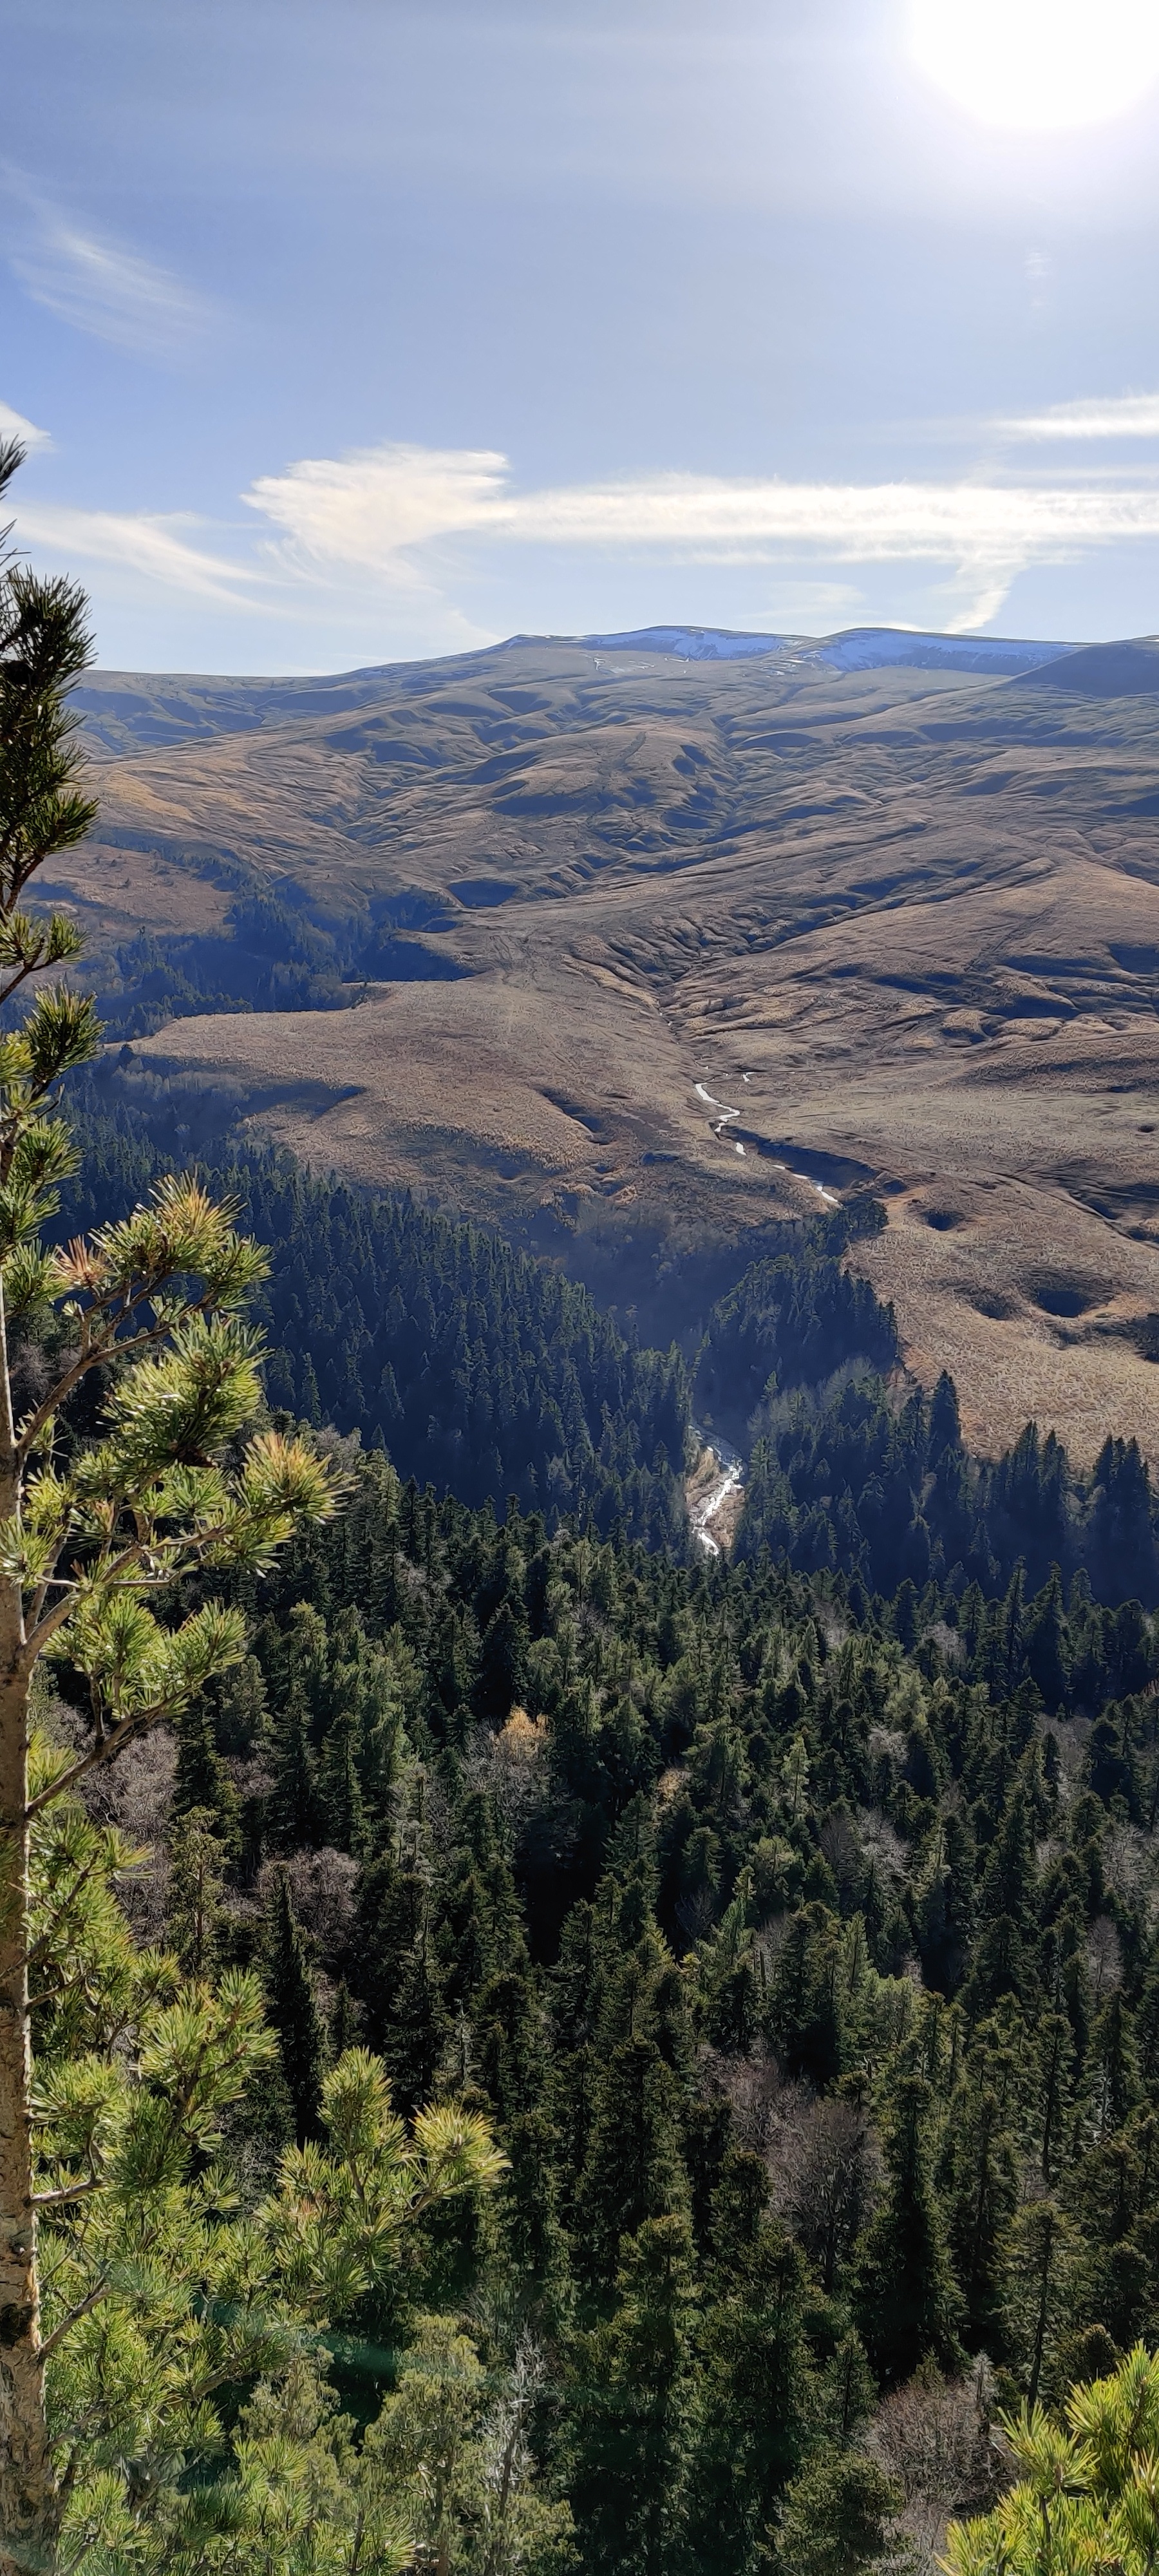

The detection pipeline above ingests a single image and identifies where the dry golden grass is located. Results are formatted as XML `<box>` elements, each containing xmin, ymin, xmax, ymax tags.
<box><xmin>80</xmin><ymin>637</ymin><xmax>1159</xmax><ymax>1464</ymax></box>
<box><xmin>851</xmin><ymin>1180</ymin><xmax>1159</xmax><ymax>1468</ymax></box>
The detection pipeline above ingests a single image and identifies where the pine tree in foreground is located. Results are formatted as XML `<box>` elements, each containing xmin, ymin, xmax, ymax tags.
<box><xmin>943</xmin><ymin>2342</ymin><xmax>1159</xmax><ymax>2576</ymax></box>
<box><xmin>0</xmin><ymin>437</ymin><xmax>342</xmax><ymax>2571</ymax></box>
<box><xmin>25</xmin><ymin>1774</ymin><xmax>507</xmax><ymax>2574</ymax></box>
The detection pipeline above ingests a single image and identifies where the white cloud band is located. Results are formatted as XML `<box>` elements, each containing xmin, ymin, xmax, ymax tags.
<box><xmin>243</xmin><ymin>440</ymin><xmax>1159</xmax><ymax>570</ymax></box>
<box><xmin>3</xmin><ymin>174</ymin><xmax>216</xmax><ymax>363</ymax></box>
<box><xmin>18</xmin><ymin>437</ymin><xmax>1159</xmax><ymax>640</ymax></box>
<box><xmin>1001</xmin><ymin>392</ymin><xmax>1159</xmax><ymax>440</ymax></box>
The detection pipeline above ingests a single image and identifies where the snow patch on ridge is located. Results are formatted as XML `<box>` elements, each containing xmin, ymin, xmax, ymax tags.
<box><xmin>574</xmin><ymin>623</ymin><xmax>1083</xmax><ymax>678</ymax></box>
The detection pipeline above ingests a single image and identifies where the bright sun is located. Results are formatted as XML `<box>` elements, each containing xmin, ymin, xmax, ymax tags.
<box><xmin>910</xmin><ymin>0</ymin><xmax>1159</xmax><ymax>132</ymax></box>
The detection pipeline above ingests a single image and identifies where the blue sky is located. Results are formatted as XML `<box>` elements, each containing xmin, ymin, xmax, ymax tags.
<box><xmin>8</xmin><ymin>0</ymin><xmax>1159</xmax><ymax>670</ymax></box>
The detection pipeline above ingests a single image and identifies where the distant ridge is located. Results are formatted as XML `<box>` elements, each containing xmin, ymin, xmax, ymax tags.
<box><xmin>1019</xmin><ymin>636</ymin><xmax>1159</xmax><ymax>697</ymax></box>
<box><xmin>578</xmin><ymin>622</ymin><xmax>1082</xmax><ymax>677</ymax></box>
<box><xmin>75</xmin><ymin>621</ymin><xmax>1089</xmax><ymax>757</ymax></box>
<box><xmin>578</xmin><ymin>625</ymin><xmax>800</xmax><ymax>661</ymax></box>
<box><xmin>816</xmin><ymin>627</ymin><xmax>1080</xmax><ymax>677</ymax></box>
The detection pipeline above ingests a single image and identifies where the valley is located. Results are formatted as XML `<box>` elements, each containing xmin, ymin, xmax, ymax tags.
<box><xmin>59</xmin><ymin>624</ymin><xmax>1159</xmax><ymax>1465</ymax></box>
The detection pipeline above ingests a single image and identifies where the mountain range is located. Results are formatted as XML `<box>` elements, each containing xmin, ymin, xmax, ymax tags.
<box><xmin>55</xmin><ymin>621</ymin><xmax>1159</xmax><ymax>1468</ymax></box>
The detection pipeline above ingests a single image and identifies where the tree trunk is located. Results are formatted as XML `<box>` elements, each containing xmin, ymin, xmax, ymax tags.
<box><xmin>0</xmin><ymin>1659</ymin><xmax>54</xmax><ymax>2575</ymax></box>
<box><xmin>0</xmin><ymin>1257</ymin><xmax>56</xmax><ymax>2571</ymax></box>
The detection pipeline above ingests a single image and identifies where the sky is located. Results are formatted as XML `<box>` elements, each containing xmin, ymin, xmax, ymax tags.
<box><xmin>8</xmin><ymin>0</ymin><xmax>1159</xmax><ymax>671</ymax></box>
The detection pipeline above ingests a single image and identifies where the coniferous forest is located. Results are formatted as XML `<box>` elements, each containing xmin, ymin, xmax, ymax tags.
<box><xmin>16</xmin><ymin>1062</ymin><xmax>1159</xmax><ymax>2574</ymax></box>
<box><xmin>54</xmin><ymin>1079</ymin><xmax>692</xmax><ymax>1548</ymax></box>
<box><xmin>7</xmin><ymin>444</ymin><xmax>1159</xmax><ymax>2576</ymax></box>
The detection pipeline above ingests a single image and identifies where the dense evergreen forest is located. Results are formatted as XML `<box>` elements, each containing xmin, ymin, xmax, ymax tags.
<box><xmin>53</xmin><ymin>1081</ymin><xmax>690</xmax><ymax>1549</ymax></box>
<box><xmin>88</xmin><ymin>885</ymin><xmax>467</xmax><ymax>1041</ymax></box>
<box><xmin>735</xmin><ymin>1365</ymin><xmax>1159</xmax><ymax>1616</ymax></box>
<box><xmin>74</xmin><ymin>1432</ymin><xmax>1159</xmax><ymax>2571</ymax></box>
<box><xmin>22</xmin><ymin>1061</ymin><xmax>1159</xmax><ymax>2571</ymax></box>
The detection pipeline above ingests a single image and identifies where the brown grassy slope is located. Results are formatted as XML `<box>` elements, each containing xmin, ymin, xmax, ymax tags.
<box><xmin>60</xmin><ymin>638</ymin><xmax>1159</xmax><ymax>1466</ymax></box>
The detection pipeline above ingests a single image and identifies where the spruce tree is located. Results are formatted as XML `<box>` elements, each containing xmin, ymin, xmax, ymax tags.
<box><xmin>325</xmin><ymin>1977</ymin><xmax>351</xmax><ymax>2050</ymax></box>
<box><xmin>691</xmin><ymin>2210</ymin><xmax>815</xmax><ymax>2574</ymax></box>
<box><xmin>355</xmin><ymin>1839</ymin><xmax>424</xmax><ymax>2049</ymax></box>
<box><xmin>1023</xmin><ymin>1567</ymin><xmax>1071</xmax><ymax>1711</ymax></box>
<box><xmin>856</xmin><ymin>2073</ymin><xmax>963</xmax><ymax>2382</ymax></box>
<box><xmin>440</xmin><ymin>1789</ymin><xmax>525</xmax><ymax>2013</ymax></box>
<box><xmin>213</xmin><ymin>1649</ymin><xmax>269</xmax><ymax>1756</ymax></box>
<box><xmin>166</xmin><ymin>1806</ymin><xmax>227</xmax><ymax>1979</ymax></box>
<box><xmin>819</xmin><ymin>2331</ymin><xmax>877</xmax><ymax>2446</ymax></box>
<box><xmin>317</xmin><ymin>1697</ymin><xmax>368</xmax><ymax>1853</ymax></box>
<box><xmin>387</xmin><ymin>1930</ymin><xmax>449</xmax><ymax>2117</ymax></box>
<box><xmin>173</xmin><ymin>1696</ymin><xmax>241</xmax><ymax>1859</ymax></box>
<box><xmin>1036</xmin><ymin>2009</ymin><xmax>1077</xmax><ymax>2186</ymax></box>
<box><xmin>1002</xmin><ymin>2198</ymin><xmax>1075</xmax><ymax>2407</ymax></box>
<box><xmin>475</xmin><ymin>1595</ymin><xmax>529</xmax><ymax>1723</ymax></box>
<box><xmin>567</xmin><ymin>2213</ymin><xmax>696</xmax><ymax>2576</ymax></box>
<box><xmin>266</xmin><ymin>1869</ymin><xmax>327</xmax><ymax>2144</ymax></box>
<box><xmin>1082</xmin><ymin>1992</ymin><xmax>1142</xmax><ymax>2145</ymax></box>
<box><xmin>270</xmin><ymin>1681</ymin><xmax>325</xmax><ymax>1849</ymax></box>
<box><xmin>943</xmin><ymin>2063</ymin><xmax>1019</xmax><ymax>2349</ymax></box>
<box><xmin>575</xmin><ymin>1899</ymin><xmax>690</xmax><ymax>2285</ymax></box>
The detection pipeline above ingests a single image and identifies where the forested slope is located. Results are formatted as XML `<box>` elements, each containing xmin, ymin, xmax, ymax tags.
<box><xmin>33</xmin><ymin>1079</ymin><xmax>1159</xmax><ymax>2571</ymax></box>
<box><xmin>734</xmin><ymin>1363</ymin><xmax>1159</xmax><ymax>1616</ymax></box>
<box><xmin>53</xmin><ymin>1094</ymin><xmax>690</xmax><ymax>1548</ymax></box>
<box><xmin>89</xmin><ymin>1432</ymin><xmax>1159</xmax><ymax>2572</ymax></box>
<box><xmin>58</xmin><ymin>1081</ymin><xmax>1159</xmax><ymax>1621</ymax></box>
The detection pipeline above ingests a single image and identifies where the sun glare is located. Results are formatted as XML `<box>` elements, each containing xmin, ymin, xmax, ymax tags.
<box><xmin>910</xmin><ymin>0</ymin><xmax>1159</xmax><ymax>133</ymax></box>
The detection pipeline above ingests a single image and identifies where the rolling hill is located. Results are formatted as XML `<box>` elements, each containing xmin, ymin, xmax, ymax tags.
<box><xmin>53</xmin><ymin>621</ymin><xmax>1159</xmax><ymax>1467</ymax></box>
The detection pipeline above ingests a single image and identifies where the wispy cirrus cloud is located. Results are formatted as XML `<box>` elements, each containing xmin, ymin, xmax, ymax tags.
<box><xmin>246</xmin><ymin>444</ymin><xmax>509</xmax><ymax>568</ymax></box>
<box><xmin>1000</xmin><ymin>392</ymin><xmax>1159</xmax><ymax>440</ymax></box>
<box><xmin>502</xmin><ymin>473</ymin><xmax>1159</xmax><ymax>558</ymax></box>
<box><xmin>3</xmin><ymin>174</ymin><xmax>216</xmax><ymax>363</ymax></box>
<box><xmin>14</xmin><ymin>503</ymin><xmax>256</xmax><ymax>605</ymax></box>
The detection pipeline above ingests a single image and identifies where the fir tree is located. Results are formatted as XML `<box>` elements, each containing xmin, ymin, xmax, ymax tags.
<box><xmin>943</xmin><ymin>2064</ymin><xmax>1019</xmax><ymax>2349</ymax></box>
<box><xmin>166</xmin><ymin>1806</ymin><xmax>227</xmax><ymax>1979</ymax></box>
<box><xmin>270</xmin><ymin>1682</ymin><xmax>325</xmax><ymax>1849</ymax></box>
<box><xmin>819</xmin><ymin>2332</ymin><xmax>877</xmax><ymax>2447</ymax></box>
<box><xmin>475</xmin><ymin>1596</ymin><xmax>529</xmax><ymax>1724</ymax></box>
<box><xmin>1001</xmin><ymin>2198</ymin><xmax>1075</xmax><ymax>2407</ymax></box>
<box><xmin>775</xmin><ymin>2452</ymin><xmax>903</xmax><ymax>2576</ymax></box>
<box><xmin>690</xmin><ymin>2212</ymin><xmax>815</xmax><ymax>2575</ymax></box>
<box><xmin>266</xmin><ymin>1869</ymin><xmax>327</xmax><ymax>2143</ymax></box>
<box><xmin>317</xmin><ymin>1698</ymin><xmax>368</xmax><ymax>1854</ymax></box>
<box><xmin>173</xmin><ymin>1698</ymin><xmax>241</xmax><ymax>1859</ymax></box>
<box><xmin>575</xmin><ymin>1896</ymin><xmax>690</xmax><ymax>2284</ymax></box>
<box><xmin>387</xmin><ymin>1931</ymin><xmax>449</xmax><ymax>2117</ymax></box>
<box><xmin>856</xmin><ymin>2074</ymin><xmax>963</xmax><ymax>2383</ymax></box>
<box><xmin>567</xmin><ymin>2214</ymin><xmax>696</xmax><ymax>2576</ymax></box>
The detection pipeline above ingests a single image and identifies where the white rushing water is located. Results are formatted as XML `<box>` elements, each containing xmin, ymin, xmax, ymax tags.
<box><xmin>689</xmin><ymin>1425</ymin><xmax>745</xmax><ymax>1557</ymax></box>
<box><xmin>695</xmin><ymin>1086</ymin><xmax>837</xmax><ymax>1197</ymax></box>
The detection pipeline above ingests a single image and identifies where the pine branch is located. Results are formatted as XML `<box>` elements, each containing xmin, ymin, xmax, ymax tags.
<box><xmin>31</xmin><ymin>2177</ymin><xmax>102</xmax><ymax>2210</ymax></box>
<box><xmin>38</xmin><ymin>2280</ymin><xmax>111</xmax><ymax>2360</ymax></box>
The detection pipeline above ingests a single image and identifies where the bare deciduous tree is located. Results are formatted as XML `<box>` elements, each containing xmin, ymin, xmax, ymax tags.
<box><xmin>773</xmin><ymin>2093</ymin><xmax>881</xmax><ymax>2292</ymax></box>
<box><xmin>872</xmin><ymin>2362</ymin><xmax>997</xmax><ymax>2568</ymax></box>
